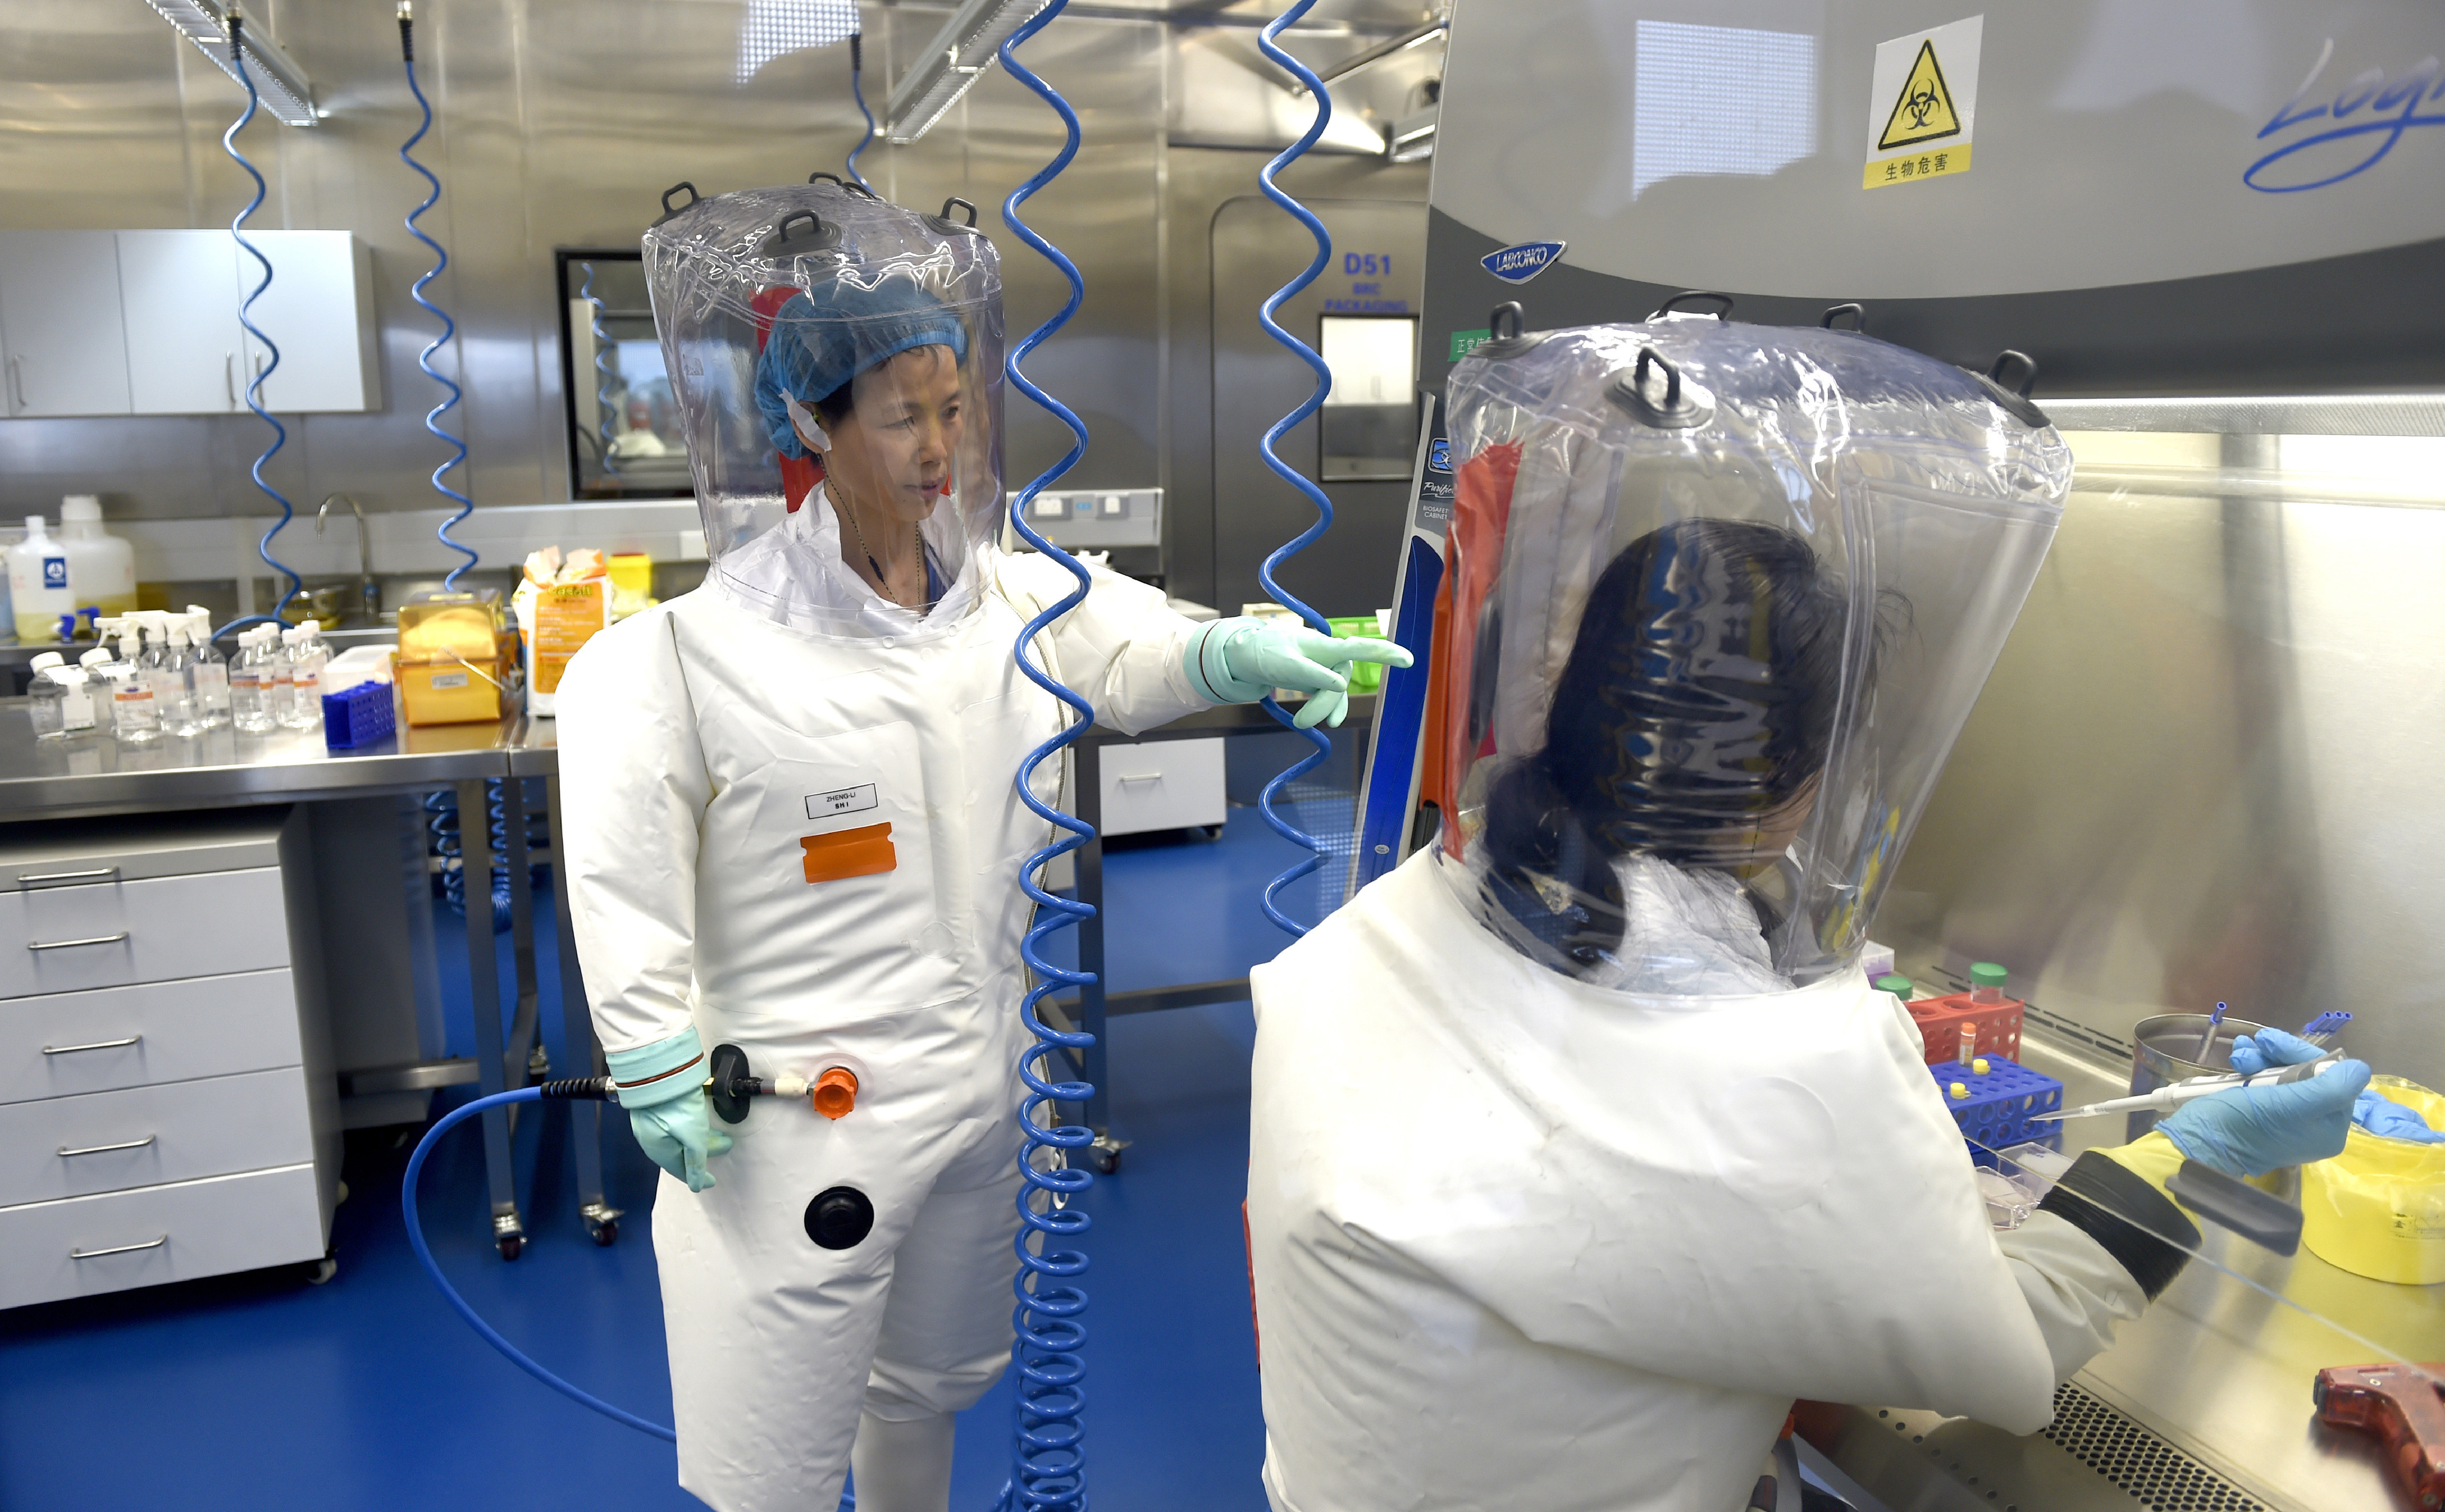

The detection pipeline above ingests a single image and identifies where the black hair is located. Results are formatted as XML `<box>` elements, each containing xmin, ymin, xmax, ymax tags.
<box><xmin>1481</xmin><ymin>518</ymin><xmax>1885</xmax><ymax>972</ymax></box>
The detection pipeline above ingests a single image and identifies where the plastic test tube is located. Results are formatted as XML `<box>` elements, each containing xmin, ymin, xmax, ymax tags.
<box><xmin>1958</xmin><ymin>1023</ymin><xmax>1978</xmax><ymax>1065</ymax></box>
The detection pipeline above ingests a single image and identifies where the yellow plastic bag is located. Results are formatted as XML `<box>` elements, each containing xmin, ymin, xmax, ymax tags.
<box><xmin>2303</xmin><ymin>1075</ymin><xmax>2445</xmax><ymax>1284</ymax></box>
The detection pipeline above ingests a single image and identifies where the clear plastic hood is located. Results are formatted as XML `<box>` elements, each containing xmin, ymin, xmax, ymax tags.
<box><xmin>1427</xmin><ymin>316</ymin><xmax>2071</xmax><ymax>989</ymax></box>
<box><xmin>643</xmin><ymin>181</ymin><xmax>1005</xmax><ymax>638</ymax></box>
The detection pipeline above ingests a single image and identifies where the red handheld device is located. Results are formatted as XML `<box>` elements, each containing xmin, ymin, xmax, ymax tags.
<box><xmin>2315</xmin><ymin>1363</ymin><xmax>2445</xmax><ymax>1509</ymax></box>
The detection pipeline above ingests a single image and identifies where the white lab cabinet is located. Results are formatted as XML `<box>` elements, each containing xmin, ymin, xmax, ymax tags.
<box><xmin>0</xmin><ymin>231</ymin><xmax>133</xmax><ymax>418</ymax></box>
<box><xmin>0</xmin><ymin>809</ymin><xmax>340</xmax><ymax>1309</ymax></box>
<box><xmin>0</xmin><ymin>229</ymin><xmax>377</xmax><ymax>418</ymax></box>
<box><xmin>235</xmin><ymin>231</ymin><xmax>380</xmax><ymax>414</ymax></box>
<box><xmin>115</xmin><ymin>230</ymin><xmax>251</xmax><ymax>416</ymax></box>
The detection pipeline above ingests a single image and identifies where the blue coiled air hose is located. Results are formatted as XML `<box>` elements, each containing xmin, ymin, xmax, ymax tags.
<box><xmin>213</xmin><ymin>13</ymin><xmax>304</xmax><ymax>642</ymax></box>
<box><xmin>1251</xmin><ymin>0</ymin><xmax>1340</xmax><ymax>938</ymax></box>
<box><xmin>399</xmin><ymin>7</ymin><xmax>479</xmax><ymax>589</ymax></box>
<box><xmin>847</xmin><ymin>31</ymin><xmax>876</xmax><ymax>193</ymax></box>
<box><xmin>996</xmin><ymin>5</ymin><xmax>1099</xmax><ymax>1510</ymax></box>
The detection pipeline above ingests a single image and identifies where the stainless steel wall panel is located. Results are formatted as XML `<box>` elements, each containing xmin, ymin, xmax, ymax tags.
<box><xmin>1886</xmin><ymin>434</ymin><xmax>2445</xmax><ymax>1095</ymax></box>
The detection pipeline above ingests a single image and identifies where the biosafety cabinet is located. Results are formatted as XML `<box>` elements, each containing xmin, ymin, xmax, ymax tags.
<box><xmin>0</xmin><ymin>809</ymin><xmax>341</xmax><ymax>1307</ymax></box>
<box><xmin>1359</xmin><ymin>3</ymin><xmax>2445</xmax><ymax>1508</ymax></box>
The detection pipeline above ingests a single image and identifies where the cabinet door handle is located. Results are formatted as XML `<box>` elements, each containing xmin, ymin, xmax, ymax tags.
<box><xmin>225</xmin><ymin>351</ymin><xmax>238</xmax><ymax>407</ymax></box>
<box><xmin>6</xmin><ymin>354</ymin><xmax>22</xmax><ymax>414</ymax></box>
<box><xmin>42</xmin><ymin>1035</ymin><xmax>141</xmax><ymax>1055</ymax></box>
<box><xmin>58</xmin><ymin>1134</ymin><xmax>156</xmax><ymax>1158</ymax></box>
<box><xmin>17</xmin><ymin>867</ymin><xmax>121</xmax><ymax>889</ymax></box>
<box><xmin>71</xmin><ymin>1234</ymin><xmax>166</xmax><ymax>1259</ymax></box>
<box><xmin>26</xmin><ymin>932</ymin><xmax>131</xmax><ymax>951</ymax></box>
<box><xmin>1115</xmin><ymin>773</ymin><xmax>1164</xmax><ymax>784</ymax></box>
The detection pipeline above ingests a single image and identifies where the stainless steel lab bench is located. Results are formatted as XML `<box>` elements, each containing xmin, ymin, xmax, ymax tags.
<box><xmin>0</xmin><ymin>702</ymin><xmax>608</xmax><ymax>1265</ymax></box>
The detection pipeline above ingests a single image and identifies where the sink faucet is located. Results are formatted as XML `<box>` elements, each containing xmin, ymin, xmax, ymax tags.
<box><xmin>316</xmin><ymin>494</ymin><xmax>379</xmax><ymax>621</ymax></box>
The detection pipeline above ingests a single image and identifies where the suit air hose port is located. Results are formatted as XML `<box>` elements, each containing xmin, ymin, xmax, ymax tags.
<box><xmin>707</xmin><ymin>1042</ymin><xmax>863</xmax><ymax>1123</ymax></box>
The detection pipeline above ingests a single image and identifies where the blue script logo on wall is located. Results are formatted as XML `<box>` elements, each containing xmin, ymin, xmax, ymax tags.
<box><xmin>2247</xmin><ymin>42</ymin><xmax>2445</xmax><ymax>192</ymax></box>
<box><xmin>1481</xmin><ymin>241</ymin><xmax>1566</xmax><ymax>284</ymax></box>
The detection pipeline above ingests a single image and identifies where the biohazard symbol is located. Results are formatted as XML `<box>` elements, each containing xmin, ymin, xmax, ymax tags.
<box><xmin>1877</xmin><ymin>40</ymin><xmax>1961</xmax><ymax>151</ymax></box>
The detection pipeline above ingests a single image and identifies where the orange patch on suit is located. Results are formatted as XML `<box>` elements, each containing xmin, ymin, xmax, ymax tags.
<box><xmin>800</xmin><ymin>822</ymin><xmax>897</xmax><ymax>883</ymax></box>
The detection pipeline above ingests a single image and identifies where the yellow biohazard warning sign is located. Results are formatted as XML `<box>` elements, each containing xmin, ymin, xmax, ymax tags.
<box><xmin>1877</xmin><ymin>42</ymin><xmax>1960</xmax><ymax>151</ymax></box>
<box><xmin>1863</xmin><ymin>16</ymin><xmax>1982</xmax><ymax>190</ymax></box>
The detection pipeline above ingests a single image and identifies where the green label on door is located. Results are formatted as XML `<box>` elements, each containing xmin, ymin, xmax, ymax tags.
<box><xmin>1449</xmin><ymin>329</ymin><xmax>1490</xmax><ymax>361</ymax></box>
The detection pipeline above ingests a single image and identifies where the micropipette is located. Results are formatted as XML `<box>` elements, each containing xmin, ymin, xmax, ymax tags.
<box><xmin>2031</xmin><ymin>1051</ymin><xmax>2349</xmax><ymax>1122</ymax></box>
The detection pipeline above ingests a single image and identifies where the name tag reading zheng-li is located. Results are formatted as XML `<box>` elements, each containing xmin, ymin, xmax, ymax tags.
<box><xmin>806</xmin><ymin>784</ymin><xmax>880</xmax><ymax>820</ymax></box>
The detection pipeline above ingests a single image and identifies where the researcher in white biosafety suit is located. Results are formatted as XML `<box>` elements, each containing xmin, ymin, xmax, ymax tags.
<box><xmin>555</xmin><ymin>181</ymin><xmax>1403</xmax><ymax>1512</ymax></box>
<box><xmin>1244</xmin><ymin>318</ymin><xmax>2369</xmax><ymax>1512</ymax></box>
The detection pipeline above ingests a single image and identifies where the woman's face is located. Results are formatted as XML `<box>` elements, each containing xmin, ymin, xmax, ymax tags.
<box><xmin>822</xmin><ymin>344</ymin><xmax>964</xmax><ymax>524</ymax></box>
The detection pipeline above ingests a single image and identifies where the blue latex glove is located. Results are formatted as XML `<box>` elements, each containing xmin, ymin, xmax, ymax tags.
<box><xmin>2158</xmin><ymin>1026</ymin><xmax>2371</xmax><ymax>1178</ymax></box>
<box><xmin>2354</xmin><ymin>1089</ymin><xmax>2445</xmax><ymax>1143</ymax></box>
<box><xmin>606</xmin><ymin>1026</ymin><xmax>732</xmax><ymax>1192</ymax></box>
<box><xmin>2226</xmin><ymin>1025</ymin><xmax>2322</xmax><ymax>1075</ymax></box>
<box><xmin>1182</xmin><ymin>617</ymin><xmax>1414</xmax><ymax>730</ymax></box>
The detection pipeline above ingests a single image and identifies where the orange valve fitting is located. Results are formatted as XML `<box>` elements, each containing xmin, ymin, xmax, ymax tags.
<box><xmin>812</xmin><ymin>1066</ymin><xmax>860</xmax><ymax>1120</ymax></box>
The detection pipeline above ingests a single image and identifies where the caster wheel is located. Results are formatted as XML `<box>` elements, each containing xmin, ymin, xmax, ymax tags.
<box><xmin>304</xmin><ymin>1255</ymin><xmax>337</xmax><ymax>1285</ymax></box>
<box><xmin>590</xmin><ymin>1219</ymin><xmax>619</xmax><ymax>1247</ymax></box>
<box><xmin>1090</xmin><ymin>1148</ymin><xmax>1121</xmax><ymax>1175</ymax></box>
<box><xmin>498</xmin><ymin>1234</ymin><xmax>524</xmax><ymax>1261</ymax></box>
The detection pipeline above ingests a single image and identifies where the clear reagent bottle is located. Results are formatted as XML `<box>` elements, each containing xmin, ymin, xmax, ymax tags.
<box><xmin>106</xmin><ymin>622</ymin><xmax>160</xmax><ymax>744</ymax></box>
<box><xmin>25</xmin><ymin>652</ymin><xmax>67</xmax><ymax>739</ymax></box>
<box><xmin>232</xmin><ymin>627</ymin><xmax>276</xmax><ymax>733</ymax></box>
<box><xmin>282</xmin><ymin>623</ymin><xmax>327</xmax><ymax>729</ymax></box>
<box><xmin>186</xmin><ymin>609</ymin><xmax>231</xmax><ymax>728</ymax></box>
<box><xmin>1969</xmin><ymin>962</ymin><xmax>2008</xmax><ymax>1006</ymax></box>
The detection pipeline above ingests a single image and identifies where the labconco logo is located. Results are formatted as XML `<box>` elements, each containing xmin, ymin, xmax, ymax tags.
<box><xmin>1480</xmin><ymin>241</ymin><xmax>1565</xmax><ymax>284</ymax></box>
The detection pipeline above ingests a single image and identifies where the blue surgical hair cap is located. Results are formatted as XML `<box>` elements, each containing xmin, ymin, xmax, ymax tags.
<box><xmin>753</xmin><ymin>280</ymin><xmax>970</xmax><ymax>460</ymax></box>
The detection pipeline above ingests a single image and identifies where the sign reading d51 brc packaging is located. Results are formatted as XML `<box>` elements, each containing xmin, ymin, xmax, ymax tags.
<box><xmin>1865</xmin><ymin>15</ymin><xmax>1981</xmax><ymax>190</ymax></box>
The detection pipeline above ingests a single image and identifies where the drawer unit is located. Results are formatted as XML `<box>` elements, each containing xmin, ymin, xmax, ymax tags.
<box><xmin>0</xmin><ymin>868</ymin><xmax>289</xmax><ymax>999</ymax></box>
<box><xmin>0</xmin><ymin>1163</ymin><xmax>325</xmax><ymax>1310</ymax></box>
<box><xmin>0</xmin><ymin>809</ymin><xmax>338</xmax><ymax>1305</ymax></box>
<box><xmin>0</xmin><ymin>971</ymin><xmax>302</xmax><ymax>1104</ymax></box>
<box><xmin>1099</xmin><ymin>736</ymin><xmax>1227</xmax><ymax>836</ymax></box>
<box><xmin>0</xmin><ymin>1067</ymin><xmax>314</xmax><ymax>1207</ymax></box>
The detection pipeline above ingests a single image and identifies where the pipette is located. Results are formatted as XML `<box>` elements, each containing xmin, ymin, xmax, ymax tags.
<box><xmin>2032</xmin><ymin>1051</ymin><xmax>2349</xmax><ymax>1122</ymax></box>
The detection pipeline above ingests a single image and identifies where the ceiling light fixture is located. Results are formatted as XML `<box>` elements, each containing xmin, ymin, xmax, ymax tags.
<box><xmin>1290</xmin><ymin>17</ymin><xmax>1447</xmax><ymax>97</ymax></box>
<box><xmin>885</xmin><ymin>0</ymin><xmax>1055</xmax><ymax>145</ymax></box>
<box><xmin>143</xmin><ymin>0</ymin><xmax>319</xmax><ymax>126</ymax></box>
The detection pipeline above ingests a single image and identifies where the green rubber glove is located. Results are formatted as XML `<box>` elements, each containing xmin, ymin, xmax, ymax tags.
<box><xmin>606</xmin><ymin>1026</ymin><xmax>732</xmax><ymax>1192</ymax></box>
<box><xmin>1182</xmin><ymin>616</ymin><xmax>1414</xmax><ymax>730</ymax></box>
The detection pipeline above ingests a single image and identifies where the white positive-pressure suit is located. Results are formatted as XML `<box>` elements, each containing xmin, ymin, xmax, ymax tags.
<box><xmin>1245</xmin><ymin>851</ymin><xmax>2154</xmax><ymax>1512</ymax></box>
<box><xmin>556</xmin><ymin>528</ymin><xmax>1209</xmax><ymax>1511</ymax></box>
<box><xmin>1244</xmin><ymin>316</ymin><xmax>2180</xmax><ymax>1512</ymax></box>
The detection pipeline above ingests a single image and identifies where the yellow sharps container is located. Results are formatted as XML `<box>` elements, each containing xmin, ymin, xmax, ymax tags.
<box><xmin>2303</xmin><ymin>1075</ymin><xmax>2445</xmax><ymax>1284</ymax></box>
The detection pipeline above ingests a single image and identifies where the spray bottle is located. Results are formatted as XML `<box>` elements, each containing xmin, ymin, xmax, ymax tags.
<box><xmin>97</xmin><ymin>616</ymin><xmax>160</xmax><ymax>744</ymax></box>
<box><xmin>186</xmin><ymin>609</ymin><xmax>232</xmax><ymax>728</ymax></box>
<box><xmin>282</xmin><ymin>621</ymin><xmax>327</xmax><ymax>730</ymax></box>
<box><xmin>232</xmin><ymin>627</ymin><xmax>275</xmax><ymax>733</ymax></box>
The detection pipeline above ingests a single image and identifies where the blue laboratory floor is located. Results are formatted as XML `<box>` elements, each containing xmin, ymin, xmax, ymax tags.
<box><xmin>0</xmin><ymin>808</ymin><xmax>1323</xmax><ymax>1512</ymax></box>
